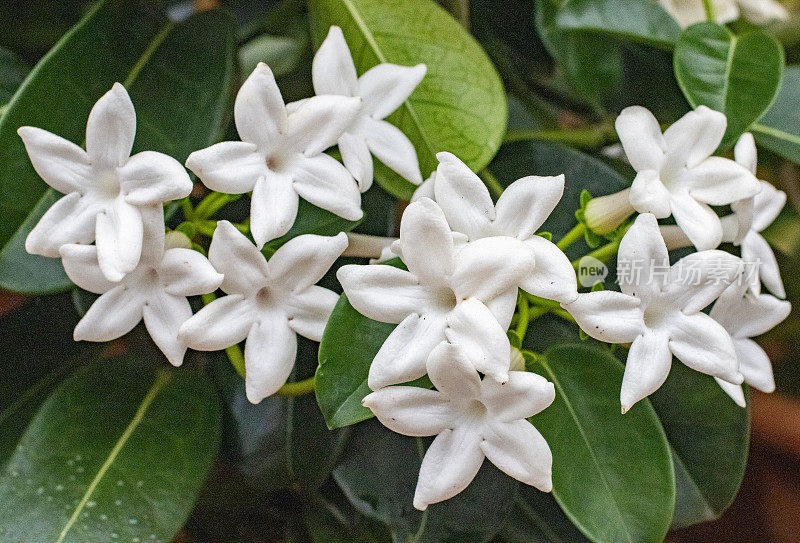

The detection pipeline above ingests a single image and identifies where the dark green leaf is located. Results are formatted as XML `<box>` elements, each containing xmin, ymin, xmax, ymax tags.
<box><xmin>240</xmin><ymin>34</ymin><xmax>305</xmax><ymax>79</ymax></box>
<box><xmin>500</xmin><ymin>486</ymin><xmax>589</xmax><ymax>543</ymax></box>
<box><xmin>529</xmin><ymin>345</ymin><xmax>675</xmax><ymax>543</ymax></box>
<box><xmin>752</xmin><ymin>66</ymin><xmax>800</xmax><ymax>164</ymax></box>
<box><xmin>263</xmin><ymin>198</ymin><xmax>362</xmax><ymax>254</ymax></box>
<box><xmin>0</xmin><ymin>355</ymin><xmax>221</xmax><ymax>543</ymax></box>
<box><xmin>0</xmin><ymin>47</ymin><xmax>30</xmax><ymax>105</ymax></box>
<box><xmin>673</xmin><ymin>22</ymin><xmax>784</xmax><ymax>149</ymax></box>
<box><xmin>0</xmin><ymin>2</ymin><xmax>236</xmax><ymax>294</ymax></box>
<box><xmin>308</xmin><ymin>0</ymin><xmax>507</xmax><ymax>199</ymax></box>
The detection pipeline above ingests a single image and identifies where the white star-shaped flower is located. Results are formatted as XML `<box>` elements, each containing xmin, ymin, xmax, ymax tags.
<box><xmin>337</xmin><ymin>197</ymin><xmax>536</xmax><ymax>390</ymax></box>
<box><xmin>659</xmin><ymin>0</ymin><xmax>787</xmax><ymax>27</ymax></box>
<box><xmin>60</xmin><ymin>208</ymin><xmax>223</xmax><ymax>366</ymax></box>
<box><xmin>305</xmin><ymin>26</ymin><xmax>425</xmax><ymax>191</ymax></box>
<box><xmin>412</xmin><ymin>152</ymin><xmax>577</xmax><ymax>303</ymax></box>
<box><xmin>185</xmin><ymin>63</ymin><xmax>364</xmax><ymax>247</ymax></box>
<box><xmin>20</xmin><ymin>83</ymin><xmax>193</xmax><ymax>281</ymax></box>
<box><xmin>179</xmin><ymin>221</ymin><xmax>348</xmax><ymax>403</ymax></box>
<box><xmin>710</xmin><ymin>284</ymin><xmax>790</xmax><ymax>406</ymax></box>
<box><xmin>615</xmin><ymin>105</ymin><xmax>760</xmax><ymax>251</ymax></box>
<box><xmin>562</xmin><ymin>213</ymin><xmax>744</xmax><ymax>412</ymax></box>
<box><xmin>363</xmin><ymin>340</ymin><xmax>555</xmax><ymax>510</ymax></box>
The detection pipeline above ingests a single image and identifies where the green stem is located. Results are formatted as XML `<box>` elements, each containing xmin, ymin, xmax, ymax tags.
<box><xmin>702</xmin><ymin>0</ymin><xmax>716</xmax><ymax>21</ymax></box>
<box><xmin>503</xmin><ymin>125</ymin><xmax>617</xmax><ymax>148</ymax></box>
<box><xmin>551</xmin><ymin>308</ymin><xmax>576</xmax><ymax>324</ymax></box>
<box><xmin>572</xmin><ymin>237</ymin><xmax>621</xmax><ymax>270</ymax></box>
<box><xmin>556</xmin><ymin>223</ymin><xmax>586</xmax><ymax>251</ymax></box>
<box><xmin>514</xmin><ymin>294</ymin><xmax>531</xmax><ymax>339</ymax></box>
<box><xmin>275</xmin><ymin>376</ymin><xmax>315</xmax><ymax>396</ymax></box>
<box><xmin>478</xmin><ymin>168</ymin><xmax>504</xmax><ymax>199</ymax></box>
<box><xmin>194</xmin><ymin>192</ymin><xmax>240</xmax><ymax>220</ymax></box>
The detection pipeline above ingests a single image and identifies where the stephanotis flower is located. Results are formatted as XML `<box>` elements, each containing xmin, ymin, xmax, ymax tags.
<box><xmin>302</xmin><ymin>26</ymin><xmax>425</xmax><ymax>191</ymax></box>
<box><xmin>179</xmin><ymin>221</ymin><xmax>348</xmax><ymax>403</ymax></box>
<box><xmin>363</xmin><ymin>340</ymin><xmax>555</xmax><ymax>510</ymax></box>
<box><xmin>562</xmin><ymin>213</ymin><xmax>745</xmax><ymax>412</ymax></box>
<box><xmin>60</xmin><ymin>208</ymin><xmax>223</xmax><ymax>366</ymax></box>
<box><xmin>585</xmin><ymin>106</ymin><xmax>760</xmax><ymax>250</ymax></box>
<box><xmin>185</xmin><ymin>63</ymin><xmax>363</xmax><ymax>247</ymax></box>
<box><xmin>338</xmin><ymin>198</ymin><xmax>535</xmax><ymax>390</ymax></box>
<box><xmin>659</xmin><ymin>0</ymin><xmax>787</xmax><ymax>27</ymax></box>
<box><xmin>710</xmin><ymin>284</ymin><xmax>790</xmax><ymax>406</ymax></box>
<box><xmin>20</xmin><ymin>83</ymin><xmax>193</xmax><ymax>281</ymax></box>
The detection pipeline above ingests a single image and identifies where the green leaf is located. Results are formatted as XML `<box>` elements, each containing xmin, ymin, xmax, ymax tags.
<box><xmin>673</xmin><ymin>22</ymin><xmax>784</xmax><ymax>149</ymax></box>
<box><xmin>529</xmin><ymin>345</ymin><xmax>675</xmax><ymax>543</ymax></box>
<box><xmin>0</xmin><ymin>47</ymin><xmax>30</xmax><ymax>105</ymax></box>
<box><xmin>263</xmin><ymin>198</ymin><xmax>362</xmax><ymax>254</ymax></box>
<box><xmin>308</xmin><ymin>0</ymin><xmax>507</xmax><ymax>199</ymax></box>
<box><xmin>555</xmin><ymin>0</ymin><xmax>680</xmax><ymax>49</ymax></box>
<box><xmin>649</xmin><ymin>362</ymin><xmax>750</xmax><ymax>528</ymax></box>
<box><xmin>500</xmin><ymin>487</ymin><xmax>589</xmax><ymax>543</ymax></box>
<box><xmin>239</xmin><ymin>34</ymin><xmax>305</xmax><ymax>79</ymax></box>
<box><xmin>752</xmin><ymin>66</ymin><xmax>800</xmax><ymax>164</ymax></box>
<box><xmin>0</xmin><ymin>355</ymin><xmax>221</xmax><ymax>543</ymax></box>
<box><xmin>0</xmin><ymin>2</ymin><xmax>236</xmax><ymax>294</ymax></box>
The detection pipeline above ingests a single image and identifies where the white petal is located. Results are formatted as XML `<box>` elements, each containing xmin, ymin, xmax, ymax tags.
<box><xmin>368</xmin><ymin>312</ymin><xmax>447</xmax><ymax>390</ymax></box>
<box><xmin>234</xmin><ymin>63</ymin><xmax>286</xmax><ymax>153</ymax></box>
<box><xmin>663</xmin><ymin>250</ymin><xmax>742</xmax><ymax>314</ymax></box>
<box><xmin>451</xmin><ymin>237</ymin><xmax>536</xmax><ymax>302</ymax></box>
<box><xmin>670</xmin><ymin>193</ymin><xmax>723</xmax><ymax>251</ymax></box>
<box><xmin>312</xmin><ymin>26</ymin><xmax>358</xmax><ymax>96</ymax></box>
<box><xmin>185</xmin><ymin>141</ymin><xmax>266</xmax><ymax>194</ymax></box>
<box><xmin>285</xmin><ymin>95</ymin><xmax>362</xmax><ymax>156</ymax></box>
<box><xmin>433</xmin><ymin>151</ymin><xmax>495</xmax><ymax>240</ymax></box>
<box><xmin>617</xmin><ymin>213</ymin><xmax>669</xmax><ymax>304</ymax></box>
<box><xmin>413</xmin><ymin>427</ymin><xmax>484</xmax><ymax>510</ymax></box>
<box><xmin>337</xmin><ymin>264</ymin><xmax>431</xmax><ymax>324</ymax></box>
<box><xmin>142</xmin><ymin>290</ymin><xmax>192</xmax><ymax>366</ymax></box>
<box><xmin>250</xmin><ymin>172</ymin><xmax>300</xmax><ymax>247</ymax></box>
<box><xmin>95</xmin><ymin>196</ymin><xmax>143</xmax><ymax>282</ymax></box>
<box><xmin>290</xmin><ymin>154</ymin><xmax>362</xmax><ymax>223</ymax></box>
<box><xmin>444</xmin><ymin>298</ymin><xmax>511</xmax><ymax>383</ymax></box>
<box><xmin>629</xmin><ymin>170</ymin><xmax>672</xmax><ymax>218</ymax></box>
<box><xmin>25</xmin><ymin>192</ymin><xmax>100</xmax><ymax>257</ymax></box>
<box><xmin>734</xmin><ymin>132</ymin><xmax>757</xmax><ymax>174</ymax></box>
<box><xmin>687</xmin><ymin>157</ymin><xmax>760</xmax><ymax>205</ymax></box>
<box><xmin>118</xmin><ymin>151</ymin><xmax>193</xmax><ymax>205</ymax></box>
<box><xmin>519</xmin><ymin>236</ymin><xmax>577</xmax><ymax>303</ymax></box>
<box><xmin>615</xmin><ymin>106</ymin><xmax>666</xmax><ymax>171</ymax></box>
<box><xmin>411</xmin><ymin>171</ymin><xmax>437</xmax><ymax>202</ymax></box>
<box><xmin>208</xmin><ymin>220</ymin><xmax>269</xmax><ymax>295</ymax></box>
<box><xmin>284</xmin><ymin>285</ymin><xmax>340</xmax><ymax>341</ymax></box>
<box><xmin>494</xmin><ymin>175</ymin><xmax>564</xmax><ymax>239</ymax></box>
<box><xmin>485</xmin><ymin>286</ymin><xmax>519</xmax><ymax>330</ymax></box>
<box><xmin>667</xmin><ymin>312</ymin><xmax>742</xmax><ymax>384</ymax></box>
<box><xmin>358</xmin><ymin>63</ymin><xmax>426</xmax><ymax>120</ymax></box>
<box><xmin>179</xmin><ymin>294</ymin><xmax>255</xmax><ymax>350</ymax></box>
<box><xmin>737</xmin><ymin>0</ymin><xmax>788</xmax><ymax>23</ymax></box>
<box><xmin>160</xmin><ymin>247</ymin><xmax>223</xmax><ymax>296</ymax></box>
<box><xmin>361</xmin><ymin>118</ymin><xmax>423</xmax><ymax>185</ymax></box>
<box><xmin>482</xmin><ymin>420</ymin><xmax>553</xmax><ymax>491</ymax></box>
<box><xmin>244</xmin><ymin>310</ymin><xmax>297</xmax><ymax>403</ymax></box>
<box><xmin>17</xmin><ymin>126</ymin><xmax>92</xmax><ymax>193</ymax></box>
<box><xmin>711</xmin><ymin>286</ymin><xmax>790</xmax><ymax>338</ymax></box>
<box><xmin>742</xmin><ymin>232</ymin><xmax>785</xmax><ymax>298</ymax></box>
<box><xmin>85</xmin><ymin>83</ymin><xmax>135</xmax><ymax>169</ymax></box>
<box><xmin>481</xmin><ymin>371</ymin><xmax>555</xmax><ymax>421</ymax></box>
<box><xmin>399</xmin><ymin>198</ymin><xmax>455</xmax><ymax>288</ymax></box>
<box><xmin>338</xmin><ymin>132</ymin><xmax>373</xmax><ymax>191</ymax></box>
<box><xmin>426</xmin><ymin>341</ymin><xmax>483</xmax><ymax>398</ymax></box>
<box><xmin>734</xmin><ymin>337</ymin><xmax>775</xmax><ymax>392</ymax></box>
<box><xmin>728</xmin><ymin>197</ymin><xmax>754</xmax><ymax>245</ymax></box>
<box><xmin>561</xmin><ymin>291</ymin><xmax>644</xmax><ymax>343</ymax></box>
<box><xmin>751</xmin><ymin>181</ymin><xmax>787</xmax><ymax>232</ymax></box>
<box><xmin>59</xmin><ymin>244</ymin><xmax>116</xmax><ymax>294</ymax></box>
<box><xmin>620</xmin><ymin>328</ymin><xmax>672</xmax><ymax>413</ymax></box>
<box><xmin>663</xmin><ymin>106</ymin><xmax>726</xmax><ymax>169</ymax></box>
<box><xmin>362</xmin><ymin>386</ymin><xmax>455</xmax><ymax>436</ymax></box>
<box><xmin>268</xmin><ymin>231</ymin><xmax>347</xmax><ymax>292</ymax></box>
<box><xmin>74</xmin><ymin>284</ymin><xmax>144</xmax><ymax>341</ymax></box>
<box><xmin>715</xmin><ymin>377</ymin><xmax>747</xmax><ymax>407</ymax></box>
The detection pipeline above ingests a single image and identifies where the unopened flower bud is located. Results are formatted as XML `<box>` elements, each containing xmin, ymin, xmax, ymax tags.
<box><xmin>583</xmin><ymin>189</ymin><xmax>634</xmax><ymax>235</ymax></box>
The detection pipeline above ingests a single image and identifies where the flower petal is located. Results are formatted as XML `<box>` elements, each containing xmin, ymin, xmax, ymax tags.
<box><xmin>737</xmin><ymin>0</ymin><xmax>788</xmax><ymax>24</ymax></box>
<box><xmin>95</xmin><ymin>196</ymin><xmax>144</xmax><ymax>282</ymax></box>
<box><xmin>742</xmin><ymin>231</ymin><xmax>785</xmax><ymax>298</ymax></box>
<box><xmin>250</xmin><ymin>172</ymin><xmax>300</xmax><ymax>247</ymax></box>
<box><xmin>268</xmin><ymin>232</ymin><xmax>348</xmax><ymax>292</ymax></box>
<box><xmin>290</xmin><ymin>153</ymin><xmax>362</xmax><ymax>222</ymax></box>
<box><xmin>73</xmin><ymin>284</ymin><xmax>144</xmax><ymax>342</ymax></box>
<box><xmin>185</xmin><ymin>141</ymin><xmax>266</xmax><ymax>193</ymax></box>
<box><xmin>17</xmin><ymin>126</ymin><xmax>92</xmax><ymax>193</ymax></box>
<box><xmin>620</xmin><ymin>328</ymin><xmax>672</xmax><ymax>413</ymax></box>
<box><xmin>668</xmin><ymin>311</ymin><xmax>742</xmax><ymax>384</ymax></box>
<box><xmin>208</xmin><ymin>220</ymin><xmax>269</xmax><ymax>296</ymax></box>
<box><xmin>411</xmin><ymin>171</ymin><xmax>437</xmax><ymax>203</ymax></box>
<box><xmin>244</xmin><ymin>310</ymin><xmax>297</xmax><ymax>403</ymax></box>
<box><xmin>561</xmin><ymin>291</ymin><xmax>644</xmax><ymax>343</ymax></box>
<box><xmin>142</xmin><ymin>290</ymin><xmax>192</xmax><ymax>366</ymax></box>
<box><xmin>337</xmin><ymin>263</ymin><xmax>431</xmax><ymax>323</ymax></box>
<box><xmin>59</xmin><ymin>243</ymin><xmax>116</xmax><ymax>294</ymax></box>
<box><xmin>426</xmin><ymin>341</ymin><xmax>483</xmax><ymax>398</ymax></box>
<box><xmin>444</xmin><ymin>298</ymin><xmax>511</xmax><ymax>383</ymax></box>
<box><xmin>361</xmin><ymin>118</ymin><xmax>422</xmax><ymax>185</ymax></box>
<box><xmin>663</xmin><ymin>106</ymin><xmax>726</xmax><ymax>169</ymax></box>
<box><xmin>520</xmin><ymin>235</ymin><xmax>578</xmax><ymax>303</ymax></box>
<box><xmin>711</xmin><ymin>286</ymin><xmax>790</xmax><ymax>338</ymax></box>
<box><xmin>285</xmin><ymin>95</ymin><xmax>362</xmax><ymax>156</ymax></box>
<box><xmin>734</xmin><ymin>132</ymin><xmax>757</xmax><ymax>174</ymax></box>
<box><xmin>433</xmin><ymin>151</ymin><xmax>495</xmax><ymax>240</ymax></box>
<box><xmin>282</xmin><ymin>285</ymin><xmax>339</xmax><ymax>341</ymax></box>
<box><xmin>338</xmin><ymin>132</ymin><xmax>373</xmax><ymax>191</ymax></box>
<box><xmin>752</xmin><ymin>181</ymin><xmax>787</xmax><ymax>232</ymax></box>
<box><xmin>119</xmin><ymin>151</ymin><xmax>193</xmax><ymax>205</ymax></box>
<box><xmin>629</xmin><ymin>170</ymin><xmax>672</xmax><ymax>218</ymax></box>
<box><xmin>482</xmin><ymin>420</ymin><xmax>552</xmax><ymax>491</ymax></box>
<box><xmin>663</xmin><ymin>250</ymin><xmax>743</xmax><ymax>314</ymax></box>
<box><xmin>312</xmin><ymin>26</ymin><xmax>358</xmax><ymax>96</ymax></box>
<box><xmin>358</xmin><ymin>63</ymin><xmax>426</xmax><ymax>120</ymax></box>
<box><xmin>715</xmin><ymin>377</ymin><xmax>746</xmax><ymax>407</ymax></box>
<box><xmin>734</xmin><ymin>337</ymin><xmax>775</xmax><ymax>392</ymax></box>
<box><xmin>670</xmin><ymin>192</ymin><xmax>723</xmax><ymax>251</ymax></box>
<box><xmin>362</xmin><ymin>386</ymin><xmax>455</xmax><ymax>436</ymax></box>
<box><xmin>481</xmin><ymin>371</ymin><xmax>555</xmax><ymax>421</ymax></box>
<box><xmin>413</xmin><ymin>427</ymin><xmax>484</xmax><ymax>511</ymax></box>
<box><xmin>615</xmin><ymin>106</ymin><xmax>666</xmax><ymax>171</ymax></box>
<box><xmin>617</xmin><ymin>213</ymin><xmax>669</xmax><ymax>304</ymax></box>
<box><xmin>234</xmin><ymin>63</ymin><xmax>286</xmax><ymax>153</ymax></box>
<box><xmin>160</xmin><ymin>247</ymin><xmax>223</xmax><ymax>296</ymax></box>
<box><xmin>179</xmin><ymin>294</ymin><xmax>255</xmax><ymax>350</ymax></box>
<box><xmin>494</xmin><ymin>175</ymin><xmax>564</xmax><ymax>239</ymax></box>
<box><xmin>85</xmin><ymin>83</ymin><xmax>135</xmax><ymax>169</ymax></box>
<box><xmin>399</xmin><ymin>198</ymin><xmax>455</xmax><ymax>288</ymax></box>
<box><xmin>686</xmin><ymin>157</ymin><xmax>760</xmax><ymax>205</ymax></box>
<box><xmin>485</xmin><ymin>286</ymin><xmax>519</xmax><ymax>330</ymax></box>
<box><xmin>25</xmin><ymin>192</ymin><xmax>100</xmax><ymax>257</ymax></box>
<box><xmin>451</xmin><ymin>236</ymin><xmax>535</xmax><ymax>302</ymax></box>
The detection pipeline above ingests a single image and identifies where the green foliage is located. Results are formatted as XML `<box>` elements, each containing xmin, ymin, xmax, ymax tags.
<box><xmin>0</xmin><ymin>47</ymin><xmax>30</xmax><ymax>105</ymax></box>
<box><xmin>753</xmin><ymin>65</ymin><xmax>800</xmax><ymax>164</ymax></box>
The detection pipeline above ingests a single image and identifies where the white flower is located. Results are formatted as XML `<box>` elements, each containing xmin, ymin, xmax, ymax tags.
<box><xmin>422</xmin><ymin>152</ymin><xmax>577</xmax><ymax>303</ymax></box>
<box><xmin>20</xmin><ymin>83</ymin><xmax>193</xmax><ymax>281</ymax></box>
<box><xmin>185</xmin><ymin>63</ymin><xmax>363</xmax><ymax>247</ymax></box>
<box><xmin>60</xmin><ymin>208</ymin><xmax>222</xmax><ymax>366</ymax></box>
<box><xmin>710</xmin><ymin>284</ymin><xmax>790</xmax><ymax>406</ymax></box>
<box><xmin>337</xmin><ymin>197</ymin><xmax>535</xmax><ymax>389</ymax></box>
<box><xmin>562</xmin><ymin>213</ymin><xmax>744</xmax><ymax>412</ymax></box>
<box><xmin>615</xmin><ymin>105</ymin><xmax>760</xmax><ymax>250</ymax></box>
<box><xmin>179</xmin><ymin>221</ymin><xmax>348</xmax><ymax>403</ymax></box>
<box><xmin>363</xmin><ymin>340</ymin><xmax>555</xmax><ymax>510</ymax></box>
<box><xmin>659</xmin><ymin>0</ymin><xmax>787</xmax><ymax>27</ymax></box>
<box><xmin>307</xmin><ymin>26</ymin><xmax>425</xmax><ymax>191</ymax></box>
<box><xmin>411</xmin><ymin>171</ymin><xmax>437</xmax><ymax>202</ymax></box>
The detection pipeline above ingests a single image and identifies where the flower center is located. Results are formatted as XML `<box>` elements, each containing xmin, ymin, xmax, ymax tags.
<box><xmin>265</xmin><ymin>150</ymin><xmax>292</xmax><ymax>173</ymax></box>
<box><xmin>430</xmin><ymin>287</ymin><xmax>457</xmax><ymax>313</ymax></box>
<box><xmin>642</xmin><ymin>298</ymin><xmax>674</xmax><ymax>330</ymax></box>
<box><xmin>96</xmin><ymin>169</ymin><xmax>121</xmax><ymax>199</ymax></box>
<box><xmin>256</xmin><ymin>286</ymin><xmax>274</xmax><ymax>307</ymax></box>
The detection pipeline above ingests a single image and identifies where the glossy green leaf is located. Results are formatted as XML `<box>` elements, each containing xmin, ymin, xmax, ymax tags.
<box><xmin>500</xmin><ymin>486</ymin><xmax>589</xmax><ymax>543</ymax></box>
<box><xmin>529</xmin><ymin>345</ymin><xmax>675</xmax><ymax>543</ymax></box>
<box><xmin>0</xmin><ymin>47</ymin><xmax>30</xmax><ymax>105</ymax></box>
<box><xmin>673</xmin><ymin>22</ymin><xmax>784</xmax><ymax>149</ymax></box>
<box><xmin>0</xmin><ymin>355</ymin><xmax>221</xmax><ymax>543</ymax></box>
<box><xmin>649</xmin><ymin>362</ymin><xmax>750</xmax><ymax>528</ymax></box>
<box><xmin>308</xmin><ymin>0</ymin><xmax>507</xmax><ymax>199</ymax></box>
<box><xmin>263</xmin><ymin>198</ymin><xmax>362</xmax><ymax>254</ymax></box>
<box><xmin>0</xmin><ymin>2</ymin><xmax>236</xmax><ymax>294</ymax></box>
<box><xmin>555</xmin><ymin>0</ymin><xmax>680</xmax><ymax>49</ymax></box>
<box><xmin>752</xmin><ymin>66</ymin><xmax>800</xmax><ymax>164</ymax></box>
<box><xmin>239</xmin><ymin>34</ymin><xmax>305</xmax><ymax>79</ymax></box>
